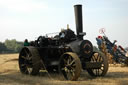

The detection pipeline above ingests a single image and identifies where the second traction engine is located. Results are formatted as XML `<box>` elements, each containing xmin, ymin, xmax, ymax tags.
<box><xmin>19</xmin><ymin>5</ymin><xmax>108</xmax><ymax>81</ymax></box>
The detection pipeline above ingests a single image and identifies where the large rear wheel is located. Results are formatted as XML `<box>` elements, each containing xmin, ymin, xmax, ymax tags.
<box><xmin>19</xmin><ymin>47</ymin><xmax>42</xmax><ymax>75</ymax></box>
<box><xmin>59</xmin><ymin>52</ymin><xmax>81</xmax><ymax>81</ymax></box>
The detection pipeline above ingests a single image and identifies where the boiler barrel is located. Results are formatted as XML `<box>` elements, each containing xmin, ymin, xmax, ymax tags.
<box><xmin>74</xmin><ymin>4</ymin><xmax>83</xmax><ymax>40</ymax></box>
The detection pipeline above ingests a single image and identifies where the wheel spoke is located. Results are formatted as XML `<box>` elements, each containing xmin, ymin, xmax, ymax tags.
<box><xmin>63</xmin><ymin>59</ymin><xmax>67</xmax><ymax>64</ymax></box>
<box><xmin>69</xmin><ymin>56</ymin><xmax>72</xmax><ymax>62</ymax></box>
<box><xmin>24</xmin><ymin>69</ymin><xmax>28</xmax><ymax>74</ymax></box>
<box><xmin>99</xmin><ymin>55</ymin><xmax>102</xmax><ymax>62</ymax></box>
<box><xmin>69</xmin><ymin>60</ymin><xmax>75</xmax><ymax>66</ymax></box>
<box><xmin>21</xmin><ymin>64</ymin><xmax>26</xmax><ymax>67</ymax></box>
<box><xmin>70</xmin><ymin>68</ymin><xmax>75</xmax><ymax>76</ymax></box>
<box><xmin>21</xmin><ymin>56</ymin><xmax>27</xmax><ymax>60</ymax></box>
<box><xmin>61</xmin><ymin>67</ymin><xmax>66</xmax><ymax>71</ymax></box>
<box><xmin>91</xmin><ymin>55</ymin><xmax>95</xmax><ymax>62</ymax></box>
<box><xmin>24</xmin><ymin>49</ymin><xmax>32</xmax><ymax>60</ymax></box>
<box><xmin>72</xmin><ymin>71</ymin><xmax>75</xmax><ymax>76</ymax></box>
<box><xmin>67</xmin><ymin>58</ymin><xmax>70</xmax><ymax>65</ymax></box>
<box><xmin>100</xmin><ymin>68</ymin><xmax>103</xmax><ymax>71</ymax></box>
<box><xmin>96</xmin><ymin>54</ymin><xmax>99</xmax><ymax>62</ymax></box>
<box><xmin>98</xmin><ymin>69</ymin><xmax>100</xmax><ymax>76</ymax></box>
<box><xmin>95</xmin><ymin>55</ymin><xmax>98</xmax><ymax>62</ymax></box>
<box><xmin>98</xmin><ymin>54</ymin><xmax>103</xmax><ymax>62</ymax></box>
<box><xmin>27</xmin><ymin>67</ymin><xmax>32</xmax><ymax>74</ymax></box>
<box><xmin>97</xmin><ymin>53</ymin><xmax>100</xmax><ymax>62</ymax></box>
<box><xmin>24</xmin><ymin>50</ymin><xmax>28</xmax><ymax>55</ymax></box>
<box><xmin>66</xmin><ymin>72</ymin><xmax>71</xmax><ymax>80</ymax></box>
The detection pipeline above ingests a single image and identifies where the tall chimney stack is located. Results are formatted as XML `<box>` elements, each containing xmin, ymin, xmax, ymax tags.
<box><xmin>74</xmin><ymin>4</ymin><xmax>83</xmax><ymax>40</ymax></box>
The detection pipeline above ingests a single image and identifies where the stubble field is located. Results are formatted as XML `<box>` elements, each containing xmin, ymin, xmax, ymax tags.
<box><xmin>0</xmin><ymin>54</ymin><xmax>128</xmax><ymax>85</ymax></box>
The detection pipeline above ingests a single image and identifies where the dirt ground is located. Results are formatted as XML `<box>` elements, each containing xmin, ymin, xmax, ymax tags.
<box><xmin>0</xmin><ymin>54</ymin><xmax>128</xmax><ymax>85</ymax></box>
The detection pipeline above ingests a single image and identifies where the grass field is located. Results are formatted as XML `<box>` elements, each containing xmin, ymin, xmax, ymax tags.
<box><xmin>0</xmin><ymin>54</ymin><xmax>128</xmax><ymax>85</ymax></box>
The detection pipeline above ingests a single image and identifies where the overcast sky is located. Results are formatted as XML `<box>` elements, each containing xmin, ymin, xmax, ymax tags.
<box><xmin>0</xmin><ymin>0</ymin><xmax>128</xmax><ymax>47</ymax></box>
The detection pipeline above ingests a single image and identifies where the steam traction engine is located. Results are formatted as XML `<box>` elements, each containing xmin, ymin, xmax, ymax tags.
<box><xmin>19</xmin><ymin>5</ymin><xmax>108</xmax><ymax>80</ymax></box>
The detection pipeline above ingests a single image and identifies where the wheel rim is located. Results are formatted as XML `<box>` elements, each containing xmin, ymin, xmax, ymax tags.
<box><xmin>59</xmin><ymin>52</ymin><xmax>81</xmax><ymax>80</ymax></box>
<box><xmin>19</xmin><ymin>48</ymin><xmax>33</xmax><ymax>75</ymax></box>
<box><xmin>87</xmin><ymin>52</ymin><xmax>108</xmax><ymax>77</ymax></box>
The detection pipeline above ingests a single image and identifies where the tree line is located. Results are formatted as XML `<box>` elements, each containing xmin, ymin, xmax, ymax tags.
<box><xmin>0</xmin><ymin>39</ymin><xmax>100</xmax><ymax>54</ymax></box>
<box><xmin>0</xmin><ymin>39</ymin><xmax>24</xmax><ymax>53</ymax></box>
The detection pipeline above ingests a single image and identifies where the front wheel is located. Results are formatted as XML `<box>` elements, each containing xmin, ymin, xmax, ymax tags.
<box><xmin>87</xmin><ymin>52</ymin><xmax>108</xmax><ymax>77</ymax></box>
<box><xmin>59</xmin><ymin>52</ymin><xmax>82</xmax><ymax>81</ymax></box>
